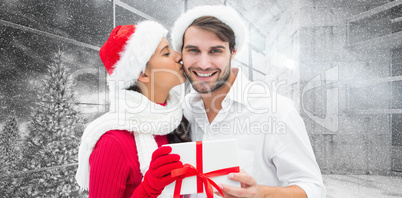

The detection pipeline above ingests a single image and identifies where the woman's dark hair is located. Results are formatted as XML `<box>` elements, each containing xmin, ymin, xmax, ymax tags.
<box><xmin>167</xmin><ymin>116</ymin><xmax>192</xmax><ymax>143</ymax></box>
<box><xmin>126</xmin><ymin>84</ymin><xmax>142</xmax><ymax>93</ymax></box>
<box><xmin>186</xmin><ymin>16</ymin><xmax>236</xmax><ymax>53</ymax></box>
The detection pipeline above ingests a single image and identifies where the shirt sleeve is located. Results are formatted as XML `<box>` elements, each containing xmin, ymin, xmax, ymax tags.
<box><xmin>89</xmin><ymin>135</ymin><xmax>130</xmax><ymax>198</ymax></box>
<box><xmin>270</xmin><ymin>109</ymin><xmax>326</xmax><ymax>198</ymax></box>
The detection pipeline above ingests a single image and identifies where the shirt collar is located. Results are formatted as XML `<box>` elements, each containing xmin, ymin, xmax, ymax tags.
<box><xmin>226</xmin><ymin>67</ymin><xmax>250</xmax><ymax>105</ymax></box>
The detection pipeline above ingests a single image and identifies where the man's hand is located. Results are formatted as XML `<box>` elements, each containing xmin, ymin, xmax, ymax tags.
<box><xmin>216</xmin><ymin>170</ymin><xmax>307</xmax><ymax>198</ymax></box>
<box><xmin>217</xmin><ymin>169</ymin><xmax>260</xmax><ymax>198</ymax></box>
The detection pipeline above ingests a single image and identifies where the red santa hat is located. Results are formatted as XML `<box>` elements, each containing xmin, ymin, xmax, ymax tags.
<box><xmin>100</xmin><ymin>21</ymin><xmax>168</xmax><ymax>90</ymax></box>
<box><xmin>171</xmin><ymin>5</ymin><xmax>248</xmax><ymax>53</ymax></box>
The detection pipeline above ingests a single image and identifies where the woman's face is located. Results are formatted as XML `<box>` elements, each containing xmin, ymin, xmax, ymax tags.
<box><xmin>146</xmin><ymin>37</ymin><xmax>185</xmax><ymax>90</ymax></box>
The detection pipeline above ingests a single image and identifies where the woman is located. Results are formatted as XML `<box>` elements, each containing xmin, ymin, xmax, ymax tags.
<box><xmin>76</xmin><ymin>21</ymin><xmax>190</xmax><ymax>198</ymax></box>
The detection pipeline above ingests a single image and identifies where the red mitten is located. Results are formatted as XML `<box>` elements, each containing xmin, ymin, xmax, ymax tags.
<box><xmin>134</xmin><ymin>146</ymin><xmax>182</xmax><ymax>197</ymax></box>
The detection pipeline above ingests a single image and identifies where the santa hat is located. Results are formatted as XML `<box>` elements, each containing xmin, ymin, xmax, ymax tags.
<box><xmin>171</xmin><ymin>5</ymin><xmax>248</xmax><ymax>53</ymax></box>
<box><xmin>100</xmin><ymin>21</ymin><xmax>168</xmax><ymax>90</ymax></box>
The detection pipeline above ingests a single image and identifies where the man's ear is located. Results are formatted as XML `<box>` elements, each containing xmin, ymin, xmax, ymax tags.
<box><xmin>137</xmin><ymin>71</ymin><xmax>150</xmax><ymax>83</ymax></box>
<box><xmin>231</xmin><ymin>47</ymin><xmax>237</xmax><ymax>60</ymax></box>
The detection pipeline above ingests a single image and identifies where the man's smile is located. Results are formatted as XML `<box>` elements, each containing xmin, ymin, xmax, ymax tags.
<box><xmin>193</xmin><ymin>71</ymin><xmax>217</xmax><ymax>77</ymax></box>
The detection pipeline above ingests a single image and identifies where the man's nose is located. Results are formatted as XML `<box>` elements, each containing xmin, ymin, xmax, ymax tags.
<box><xmin>197</xmin><ymin>53</ymin><xmax>211</xmax><ymax>69</ymax></box>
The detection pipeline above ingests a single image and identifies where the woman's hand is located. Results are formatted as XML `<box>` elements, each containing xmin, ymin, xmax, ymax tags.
<box><xmin>141</xmin><ymin>146</ymin><xmax>183</xmax><ymax>196</ymax></box>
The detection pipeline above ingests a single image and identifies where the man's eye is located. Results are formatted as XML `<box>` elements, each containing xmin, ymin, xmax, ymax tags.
<box><xmin>211</xmin><ymin>49</ymin><xmax>222</xmax><ymax>53</ymax></box>
<box><xmin>188</xmin><ymin>49</ymin><xmax>199</xmax><ymax>52</ymax></box>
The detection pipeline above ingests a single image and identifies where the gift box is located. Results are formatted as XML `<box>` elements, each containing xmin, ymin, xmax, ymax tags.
<box><xmin>161</xmin><ymin>139</ymin><xmax>240</xmax><ymax>197</ymax></box>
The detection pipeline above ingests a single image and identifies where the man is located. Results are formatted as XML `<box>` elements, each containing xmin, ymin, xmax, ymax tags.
<box><xmin>171</xmin><ymin>5</ymin><xmax>325</xmax><ymax>198</ymax></box>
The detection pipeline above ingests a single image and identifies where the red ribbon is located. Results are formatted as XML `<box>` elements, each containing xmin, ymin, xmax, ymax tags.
<box><xmin>196</xmin><ymin>141</ymin><xmax>203</xmax><ymax>193</ymax></box>
<box><xmin>171</xmin><ymin>141</ymin><xmax>240</xmax><ymax>198</ymax></box>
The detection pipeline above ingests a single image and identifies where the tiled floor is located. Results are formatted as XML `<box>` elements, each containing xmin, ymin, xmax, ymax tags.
<box><xmin>324</xmin><ymin>174</ymin><xmax>402</xmax><ymax>198</ymax></box>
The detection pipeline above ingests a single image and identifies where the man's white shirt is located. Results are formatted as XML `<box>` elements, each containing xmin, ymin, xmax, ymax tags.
<box><xmin>182</xmin><ymin>68</ymin><xmax>326</xmax><ymax>198</ymax></box>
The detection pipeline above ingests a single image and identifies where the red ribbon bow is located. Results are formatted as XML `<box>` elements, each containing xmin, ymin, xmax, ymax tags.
<box><xmin>171</xmin><ymin>141</ymin><xmax>240</xmax><ymax>198</ymax></box>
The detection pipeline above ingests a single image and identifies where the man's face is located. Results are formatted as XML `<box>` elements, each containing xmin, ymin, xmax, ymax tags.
<box><xmin>182</xmin><ymin>26</ymin><xmax>235</xmax><ymax>94</ymax></box>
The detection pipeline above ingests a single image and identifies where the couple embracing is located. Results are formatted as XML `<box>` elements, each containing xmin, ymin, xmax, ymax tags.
<box><xmin>76</xmin><ymin>5</ymin><xmax>325</xmax><ymax>198</ymax></box>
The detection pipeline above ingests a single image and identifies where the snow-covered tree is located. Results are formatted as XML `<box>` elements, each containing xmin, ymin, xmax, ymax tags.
<box><xmin>0</xmin><ymin>113</ymin><xmax>23</xmax><ymax>197</ymax></box>
<box><xmin>0</xmin><ymin>111</ymin><xmax>21</xmax><ymax>175</ymax></box>
<box><xmin>0</xmin><ymin>111</ymin><xmax>22</xmax><ymax>196</ymax></box>
<box><xmin>16</xmin><ymin>51</ymin><xmax>85</xmax><ymax>197</ymax></box>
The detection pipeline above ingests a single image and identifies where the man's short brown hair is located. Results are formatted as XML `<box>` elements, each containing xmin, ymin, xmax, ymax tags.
<box><xmin>185</xmin><ymin>16</ymin><xmax>236</xmax><ymax>53</ymax></box>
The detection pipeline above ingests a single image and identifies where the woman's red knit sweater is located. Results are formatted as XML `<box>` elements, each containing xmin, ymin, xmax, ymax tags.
<box><xmin>89</xmin><ymin>130</ymin><xmax>168</xmax><ymax>198</ymax></box>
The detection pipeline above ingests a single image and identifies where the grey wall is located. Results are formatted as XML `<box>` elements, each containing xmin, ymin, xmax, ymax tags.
<box><xmin>265</xmin><ymin>0</ymin><xmax>402</xmax><ymax>174</ymax></box>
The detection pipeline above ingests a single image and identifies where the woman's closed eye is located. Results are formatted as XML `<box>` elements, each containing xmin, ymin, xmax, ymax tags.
<box><xmin>162</xmin><ymin>48</ymin><xmax>170</xmax><ymax>56</ymax></box>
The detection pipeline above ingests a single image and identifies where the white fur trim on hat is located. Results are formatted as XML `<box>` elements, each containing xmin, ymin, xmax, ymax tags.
<box><xmin>108</xmin><ymin>21</ymin><xmax>168</xmax><ymax>90</ymax></box>
<box><xmin>171</xmin><ymin>5</ymin><xmax>248</xmax><ymax>53</ymax></box>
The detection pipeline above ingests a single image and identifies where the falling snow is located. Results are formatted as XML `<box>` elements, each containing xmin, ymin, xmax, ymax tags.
<box><xmin>0</xmin><ymin>0</ymin><xmax>401</xmax><ymax>197</ymax></box>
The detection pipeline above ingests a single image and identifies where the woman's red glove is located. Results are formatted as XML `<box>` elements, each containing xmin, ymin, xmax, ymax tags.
<box><xmin>134</xmin><ymin>146</ymin><xmax>182</xmax><ymax>197</ymax></box>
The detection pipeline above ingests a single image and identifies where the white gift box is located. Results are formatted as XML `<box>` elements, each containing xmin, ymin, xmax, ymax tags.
<box><xmin>161</xmin><ymin>139</ymin><xmax>240</xmax><ymax>196</ymax></box>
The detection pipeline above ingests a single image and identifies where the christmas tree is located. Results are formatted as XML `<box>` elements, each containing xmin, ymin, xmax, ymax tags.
<box><xmin>0</xmin><ymin>111</ymin><xmax>22</xmax><ymax>196</ymax></box>
<box><xmin>0</xmin><ymin>111</ymin><xmax>21</xmax><ymax>174</ymax></box>
<box><xmin>15</xmin><ymin>51</ymin><xmax>85</xmax><ymax>197</ymax></box>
